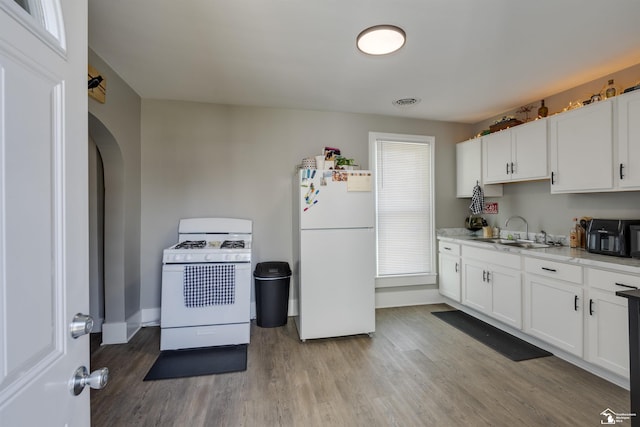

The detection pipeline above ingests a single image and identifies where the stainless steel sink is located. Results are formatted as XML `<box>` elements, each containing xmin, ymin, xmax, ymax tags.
<box><xmin>512</xmin><ymin>241</ymin><xmax>550</xmax><ymax>249</ymax></box>
<box><xmin>472</xmin><ymin>237</ymin><xmax>550</xmax><ymax>249</ymax></box>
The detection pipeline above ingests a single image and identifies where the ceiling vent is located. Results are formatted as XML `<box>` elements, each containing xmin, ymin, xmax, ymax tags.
<box><xmin>392</xmin><ymin>97</ymin><xmax>421</xmax><ymax>108</ymax></box>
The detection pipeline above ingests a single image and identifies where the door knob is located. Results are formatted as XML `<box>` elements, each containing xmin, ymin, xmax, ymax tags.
<box><xmin>70</xmin><ymin>366</ymin><xmax>109</xmax><ymax>395</ymax></box>
<box><xmin>69</xmin><ymin>313</ymin><xmax>94</xmax><ymax>338</ymax></box>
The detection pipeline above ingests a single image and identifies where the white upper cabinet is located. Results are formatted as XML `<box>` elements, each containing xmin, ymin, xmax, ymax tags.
<box><xmin>482</xmin><ymin>119</ymin><xmax>548</xmax><ymax>184</ymax></box>
<box><xmin>456</xmin><ymin>138</ymin><xmax>503</xmax><ymax>198</ymax></box>
<box><xmin>616</xmin><ymin>89</ymin><xmax>640</xmax><ymax>190</ymax></box>
<box><xmin>549</xmin><ymin>99</ymin><xmax>614</xmax><ymax>193</ymax></box>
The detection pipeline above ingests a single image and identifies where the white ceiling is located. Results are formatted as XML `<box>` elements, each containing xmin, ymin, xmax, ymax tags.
<box><xmin>88</xmin><ymin>1</ymin><xmax>640</xmax><ymax>124</ymax></box>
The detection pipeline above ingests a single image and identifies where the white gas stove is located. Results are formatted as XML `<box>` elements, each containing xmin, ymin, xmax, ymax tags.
<box><xmin>160</xmin><ymin>217</ymin><xmax>252</xmax><ymax>350</ymax></box>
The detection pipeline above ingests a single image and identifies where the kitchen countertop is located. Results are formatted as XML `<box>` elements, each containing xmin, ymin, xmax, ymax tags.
<box><xmin>438</xmin><ymin>234</ymin><xmax>640</xmax><ymax>275</ymax></box>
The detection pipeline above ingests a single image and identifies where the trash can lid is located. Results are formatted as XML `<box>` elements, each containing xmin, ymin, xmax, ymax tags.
<box><xmin>254</xmin><ymin>261</ymin><xmax>291</xmax><ymax>278</ymax></box>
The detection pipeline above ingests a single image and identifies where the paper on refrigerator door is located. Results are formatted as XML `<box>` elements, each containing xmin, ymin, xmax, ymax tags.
<box><xmin>346</xmin><ymin>171</ymin><xmax>372</xmax><ymax>192</ymax></box>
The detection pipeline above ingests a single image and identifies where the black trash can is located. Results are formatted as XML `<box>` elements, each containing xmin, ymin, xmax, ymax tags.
<box><xmin>254</xmin><ymin>262</ymin><xmax>292</xmax><ymax>328</ymax></box>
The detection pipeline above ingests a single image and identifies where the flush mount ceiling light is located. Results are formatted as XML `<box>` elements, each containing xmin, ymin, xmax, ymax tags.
<box><xmin>357</xmin><ymin>25</ymin><xmax>406</xmax><ymax>55</ymax></box>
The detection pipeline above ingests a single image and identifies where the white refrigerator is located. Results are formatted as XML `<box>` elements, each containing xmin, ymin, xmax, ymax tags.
<box><xmin>293</xmin><ymin>169</ymin><xmax>376</xmax><ymax>341</ymax></box>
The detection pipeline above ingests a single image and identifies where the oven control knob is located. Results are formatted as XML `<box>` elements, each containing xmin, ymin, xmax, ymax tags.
<box><xmin>185</xmin><ymin>254</ymin><xmax>192</xmax><ymax>261</ymax></box>
<box><xmin>205</xmin><ymin>254</ymin><xmax>213</xmax><ymax>261</ymax></box>
<box><xmin>175</xmin><ymin>254</ymin><xmax>184</xmax><ymax>262</ymax></box>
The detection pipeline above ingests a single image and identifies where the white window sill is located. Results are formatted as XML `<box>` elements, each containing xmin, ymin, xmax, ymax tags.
<box><xmin>375</xmin><ymin>273</ymin><xmax>437</xmax><ymax>289</ymax></box>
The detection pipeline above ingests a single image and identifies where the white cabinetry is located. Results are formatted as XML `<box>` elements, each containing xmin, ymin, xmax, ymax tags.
<box><xmin>616</xmin><ymin>90</ymin><xmax>640</xmax><ymax>190</ymax></box>
<box><xmin>438</xmin><ymin>241</ymin><xmax>461</xmax><ymax>301</ymax></box>
<box><xmin>524</xmin><ymin>258</ymin><xmax>584</xmax><ymax>356</ymax></box>
<box><xmin>461</xmin><ymin>246</ymin><xmax>522</xmax><ymax>329</ymax></box>
<box><xmin>456</xmin><ymin>138</ymin><xmax>503</xmax><ymax>198</ymax></box>
<box><xmin>482</xmin><ymin>119</ymin><xmax>548</xmax><ymax>184</ymax></box>
<box><xmin>549</xmin><ymin>99</ymin><xmax>614</xmax><ymax>193</ymax></box>
<box><xmin>586</xmin><ymin>268</ymin><xmax>637</xmax><ymax>379</ymax></box>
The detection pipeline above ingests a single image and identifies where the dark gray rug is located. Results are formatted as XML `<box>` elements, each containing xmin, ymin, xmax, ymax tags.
<box><xmin>432</xmin><ymin>310</ymin><xmax>552</xmax><ymax>361</ymax></box>
<box><xmin>144</xmin><ymin>344</ymin><xmax>247</xmax><ymax>381</ymax></box>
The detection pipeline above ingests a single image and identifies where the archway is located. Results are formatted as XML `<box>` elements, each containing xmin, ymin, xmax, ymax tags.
<box><xmin>88</xmin><ymin>112</ymin><xmax>127</xmax><ymax>344</ymax></box>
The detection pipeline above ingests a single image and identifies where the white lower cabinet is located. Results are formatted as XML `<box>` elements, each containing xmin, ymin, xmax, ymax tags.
<box><xmin>586</xmin><ymin>268</ymin><xmax>637</xmax><ymax>379</ymax></box>
<box><xmin>524</xmin><ymin>258</ymin><xmax>584</xmax><ymax>357</ymax></box>
<box><xmin>438</xmin><ymin>241</ymin><xmax>461</xmax><ymax>301</ymax></box>
<box><xmin>462</xmin><ymin>246</ymin><xmax>522</xmax><ymax>329</ymax></box>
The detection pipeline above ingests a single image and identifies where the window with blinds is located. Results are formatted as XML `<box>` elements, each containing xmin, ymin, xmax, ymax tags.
<box><xmin>370</xmin><ymin>133</ymin><xmax>435</xmax><ymax>279</ymax></box>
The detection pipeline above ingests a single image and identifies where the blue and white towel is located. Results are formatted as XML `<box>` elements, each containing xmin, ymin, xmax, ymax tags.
<box><xmin>469</xmin><ymin>184</ymin><xmax>484</xmax><ymax>215</ymax></box>
<box><xmin>183</xmin><ymin>264</ymin><xmax>236</xmax><ymax>307</ymax></box>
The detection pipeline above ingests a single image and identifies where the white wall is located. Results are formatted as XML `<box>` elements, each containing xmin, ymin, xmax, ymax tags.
<box><xmin>140</xmin><ymin>101</ymin><xmax>471</xmax><ymax>310</ymax></box>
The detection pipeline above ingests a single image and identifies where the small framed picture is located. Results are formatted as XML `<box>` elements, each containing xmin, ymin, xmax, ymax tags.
<box><xmin>324</xmin><ymin>146</ymin><xmax>341</xmax><ymax>161</ymax></box>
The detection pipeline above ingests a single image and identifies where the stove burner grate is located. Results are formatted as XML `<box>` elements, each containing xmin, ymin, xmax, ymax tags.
<box><xmin>174</xmin><ymin>240</ymin><xmax>207</xmax><ymax>249</ymax></box>
<box><xmin>221</xmin><ymin>240</ymin><xmax>245</xmax><ymax>249</ymax></box>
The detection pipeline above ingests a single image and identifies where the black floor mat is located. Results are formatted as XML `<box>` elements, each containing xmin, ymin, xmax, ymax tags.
<box><xmin>143</xmin><ymin>344</ymin><xmax>247</xmax><ymax>381</ymax></box>
<box><xmin>432</xmin><ymin>310</ymin><xmax>552</xmax><ymax>361</ymax></box>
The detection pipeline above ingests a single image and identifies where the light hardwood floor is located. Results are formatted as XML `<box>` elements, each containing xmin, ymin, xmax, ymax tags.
<box><xmin>90</xmin><ymin>304</ymin><xmax>629</xmax><ymax>426</ymax></box>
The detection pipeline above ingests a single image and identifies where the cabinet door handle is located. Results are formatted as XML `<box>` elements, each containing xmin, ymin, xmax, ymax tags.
<box><xmin>589</xmin><ymin>299</ymin><xmax>594</xmax><ymax>316</ymax></box>
<box><xmin>574</xmin><ymin>295</ymin><xmax>579</xmax><ymax>311</ymax></box>
<box><xmin>541</xmin><ymin>267</ymin><xmax>557</xmax><ymax>272</ymax></box>
<box><xmin>615</xmin><ymin>282</ymin><xmax>638</xmax><ymax>290</ymax></box>
<box><xmin>443</xmin><ymin>246</ymin><xmax>452</xmax><ymax>251</ymax></box>
<box><xmin>485</xmin><ymin>271</ymin><xmax>490</xmax><ymax>282</ymax></box>
<box><xmin>620</xmin><ymin>163</ymin><xmax>625</xmax><ymax>180</ymax></box>
<box><xmin>482</xmin><ymin>270</ymin><xmax>486</xmax><ymax>282</ymax></box>
<box><xmin>455</xmin><ymin>262</ymin><xmax>459</xmax><ymax>273</ymax></box>
<box><xmin>551</xmin><ymin>171</ymin><xmax>555</xmax><ymax>185</ymax></box>
<box><xmin>506</xmin><ymin>163</ymin><xmax>510</xmax><ymax>175</ymax></box>
<box><xmin>510</xmin><ymin>162</ymin><xmax>515</xmax><ymax>174</ymax></box>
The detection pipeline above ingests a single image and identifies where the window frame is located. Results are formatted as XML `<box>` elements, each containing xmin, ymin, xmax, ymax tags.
<box><xmin>369</xmin><ymin>131</ymin><xmax>437</xmax><ymax>288</ymax></box>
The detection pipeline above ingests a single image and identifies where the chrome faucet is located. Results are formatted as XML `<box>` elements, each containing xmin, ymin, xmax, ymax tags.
<box><xmin>505</xmin><ymin>215</ymin><xmax>529</xmax><ymax>241</ymax></box>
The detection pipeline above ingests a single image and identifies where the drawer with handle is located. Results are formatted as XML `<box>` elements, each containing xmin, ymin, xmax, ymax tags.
<box><xmin>524</xmin><ymin>257</ymin><xmax>583</xmax><ymax>284</ymax></box>
<box><xmin>587</xmin><ymin>267</ymin><xmax>640</xmax><ymax>293</ymax></box>
<box><xmin>438</xmin><ymin>241</ymin><xmax>460</xmax><ymax>256</ymax></box>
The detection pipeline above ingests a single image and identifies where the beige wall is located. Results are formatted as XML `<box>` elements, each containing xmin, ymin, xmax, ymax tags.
<box><xmin>140</xmin><ymin>101</ymin><xmax>471</xmax><ymax>309</ymax></box>
<box><xmin>469</xmin><ymin>63</ymin><xmax>640</xmax><ymax>237</ymax></box>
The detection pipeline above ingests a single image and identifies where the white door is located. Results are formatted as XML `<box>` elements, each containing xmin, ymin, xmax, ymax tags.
<box><xmin>586</xmin><ymin>288</ymin><xmax>629</xmax><ymax>378</ymax></box>
<box><xmin>298</xmin><ymin>170</ymin><xmax>374</xmax><ymax>230</ymax></box>
<box><xmin>298</xmin><ymin>228</ymin><xmax>375</xmax><ymax>340</ymax></box>
<box><xmin>617</xmin><ymin>90</ymin><xmax>640</xmax><ymax>189</ymax></box>
<box><xmin>524</xmin><ymin>275</ymin><xmax>583</xmax><ymax>357</ymax></box>
<box><xmin>489</xmin><ymin>265</ymin><xmax>522</xmax><ymax>329</ymax></box>
<box><xmin>438</xmin><ymin>253</ymin><xmax>460</xmax><ymax>301</ymax></box>
<box><xmin>0</xmin><ymin>1</ymin><xmax>93</xmax><ymax>426</ymax></box>
<box><xmin>462</xmin><ymin>260</ymin><xmax>491</xmax><ymax>313</ymax></box>
<box><xmin>482</xmin><ymin>130</ymin><xmax>511</xmax><ymax>183</ymax></box>
<box><xmin>549</xmin><ymin>100</ymin><xmax>614</xmax><ymax>193</ymax></box>
<box><xmin>511</xmin><ymin>119</ymin><xmax>548</xmax><ymax>181</ymax></box>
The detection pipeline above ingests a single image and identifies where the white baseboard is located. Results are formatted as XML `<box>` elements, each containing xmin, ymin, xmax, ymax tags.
<box><xmin>141</xmin><ymin>307</ymin><xmax>161</xmax><ymax>326</ymax></box>
<box><xmin>101</xmin><ymin>311</ymin><xmax>142</xmax><ymax>345</ymax></box>
<box><xmin>101</xmin><ymin>321</ymin><xmax>128</xmax><ymax>344</ymax></box>
<box><xmin>126</xmin><ymin>310</ymin><xmax>141</xmax><ymax>341</ymax></box>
